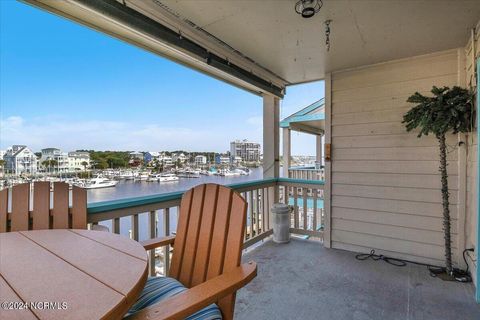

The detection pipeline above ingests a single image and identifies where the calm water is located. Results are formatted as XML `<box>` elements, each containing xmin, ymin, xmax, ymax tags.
<box><xmin>92</xmin><ymin>167</ymin><xmax>263</xmax><ymax>239</ymax></box>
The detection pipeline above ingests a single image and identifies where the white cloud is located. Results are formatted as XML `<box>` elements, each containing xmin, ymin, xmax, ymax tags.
<box><xmin>0</xmin><ymin>116</ymin><xmax>237</xmax><ymax>152</ymax></box>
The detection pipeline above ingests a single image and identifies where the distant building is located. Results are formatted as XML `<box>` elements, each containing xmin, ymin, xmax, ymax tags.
<box><xmin>160</xmin><ymin>153</ymin><xmax>173</xmax><ymax>166</ymax></box>
<box><xmin>195</xmin><ymin>155</ymin><xmax>207</xmax><ymax>166</ymax></box>
<box><xmin>232</xmin><ymin>156</ymin><xmax>242</xmax><ymax>165</ymax></box>
<box><xmin>230</xmin><ymin>139</ymin><xmax>261</xmax><ymax>162</ymax></box>
<box><xmin>68</xmin><ymin>152</ymin><xmax>90</xmax><ymax>171</ymax></box>
<box><xmin>40</xmin><ymin>148</ymin><xmax>69</xmax><ymax>172</ymax></box>
<box><xmin>4</xmin><ymin>145</ymin><xmax>38</xmax><ymax>175</ymax></box>
<box><xmin>129</xmin><ymin>151</ymin><xmax>143</xmax><ymax>159</ymax></box>
<box><xmin>215</xmin><ymin>154</ymin><xmax>231</xmax><ymax>165</ymax></box>
<box><xmin>144</xmin><ymin>151</ymin><xmax>161</xmax><ymax>164</ymax></box>
<box><xmin>172</xmin><ymin>153</ymin><xmax>187</xmax><ymax>163</ymax></box>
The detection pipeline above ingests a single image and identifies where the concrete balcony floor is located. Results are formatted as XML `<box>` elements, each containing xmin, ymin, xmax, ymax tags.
<box><xmin>235</xmin><ymin>239</ymin><xmax>480</xmax><ymax>320</ymax></box>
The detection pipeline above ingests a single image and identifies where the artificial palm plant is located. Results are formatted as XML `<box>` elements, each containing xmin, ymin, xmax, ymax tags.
<box><xmin>403</xmin><ymin>86</ymin><xmax>474</xmax><ymax>276</ymax></box>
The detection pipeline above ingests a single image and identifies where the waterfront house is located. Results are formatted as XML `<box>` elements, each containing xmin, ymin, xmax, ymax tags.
<box><xmin>172</xmin><ymin>152</ymin><xmax>187</xmax><ymax>164</ymax></box>
<box><xmin>194</xmin><ymin>155</ymin><xmax>207</xmax><ymax>166</ymax></box>
<box><xmin>4</xmin><ymin>145</ymin><xmax>38</xmax><ymax>175</ymax></box>
<box><xmin>40</xmin><ymin>148</ymin><xmax>70</xmax><ymax>173</ymax></box>
<box><xmin>159</xmin><ymin>153</ymin><xmax>173</xmax><ymax>166</ymax></box>
<box><xmin>9</xmin><ymin>0</ymin><xmax>480</xmax><ymax>318</ymax></box>
<box><xmin>67</xmin><ymin>151</ymin><xmax>90</xmax><ymax>171</ymax></box>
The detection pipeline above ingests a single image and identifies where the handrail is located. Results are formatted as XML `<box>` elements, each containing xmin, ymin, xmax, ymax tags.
<box><xmin>277</xmin><ymin>178</ymin><xmax>324</xmax><ymax>186</ymax></box>
<box><xmin>85</xmin><ymin>177</ymin><xmax>324</xmax><ymax>276</ymax></box>
<box><xmin>87</xmin><ymin>178</ymin><xmax>308</xmax><ymax>214</ymax></box>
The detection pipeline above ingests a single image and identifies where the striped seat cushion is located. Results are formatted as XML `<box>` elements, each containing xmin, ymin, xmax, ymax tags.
<box><xmin>124</xmin><ymin>276</ymin><xmax>222</xmax><ymax>320</ymax></box>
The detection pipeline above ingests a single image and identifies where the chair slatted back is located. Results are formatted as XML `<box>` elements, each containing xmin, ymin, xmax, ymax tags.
<box><xmin>169</xmin><ymin>184</ymin><xmax>247</xmax><ymax>319</ymax></box>
<box><xmin>0</xmin><ymin>182</ymin><xmax>87</xmax><ymax>232</ymax></box>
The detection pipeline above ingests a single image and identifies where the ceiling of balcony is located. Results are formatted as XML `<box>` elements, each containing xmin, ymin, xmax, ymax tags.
<box><xmin>140</xmin><ymin>0</ymin><xmax>480</xmax><ymax>84</ymax></box>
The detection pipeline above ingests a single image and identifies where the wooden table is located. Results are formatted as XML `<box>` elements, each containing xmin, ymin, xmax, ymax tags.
<box><xmin>0</xmin><ymin>229</ymin><xmax>148</xmax><ymax>320</ymax></box>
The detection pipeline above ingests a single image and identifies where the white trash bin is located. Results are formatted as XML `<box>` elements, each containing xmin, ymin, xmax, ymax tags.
<box><xmin>272</xmin><ymin>203</ymin><xmax>291</xmax><ymax>243</ymax></box>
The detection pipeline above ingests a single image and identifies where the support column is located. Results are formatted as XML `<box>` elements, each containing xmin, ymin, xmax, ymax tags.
<box><xmin>324</xmin><ymin>73</ymin><xmax>332</xmax><ymax>248</ymax></box>
<box><xmin>316</xmin><ymin>134</ymin><xmax>323</xmax><ymax>168</ymax></box>
<box><xmin>263</xmin><ymin>94</ymin><xmax>280</xmax><ymax>179</ymax></box>
<box><xmin>263</xmin><ymin>94</ymin><xmax>280</xmax><ymax>207</ymax></box>
<box><xmin>282</xmin><ymin>128</ymin><xmax>291</xmax><ymax>178</ymax></box>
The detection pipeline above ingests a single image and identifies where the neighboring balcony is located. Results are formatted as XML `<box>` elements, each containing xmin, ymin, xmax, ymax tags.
<box><xmin>288</xmin><ymin>164</ymin><xmax>324</xmax><ymax>181</ymax></box>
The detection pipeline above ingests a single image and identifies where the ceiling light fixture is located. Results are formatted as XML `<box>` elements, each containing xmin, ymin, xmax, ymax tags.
<box><xmin>295</xmin><ymin>0</ymin><xmax>323</xmax><ymax>19</ymax></box>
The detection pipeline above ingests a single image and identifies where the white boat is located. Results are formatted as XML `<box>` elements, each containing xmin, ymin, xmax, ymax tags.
<box><xmin>135</xmin><ymin>172</ymin><xmax>150</xmax><ymax>181</ymax></box>
<box><xmin>159</xmin><ymin>173</ymin><xmax>179</xmax><ymax>182</ymax></box>
<box><xmin>218</xmin><ymin>169</ymin><xmax>235</xmax><ymax>176</ymax></box>
<box><xmin>80</xmin><ymin>177</ymin><xmax>118</xmax><ymax>189</ymax></box>
<box><xmin>118</xmin><ymin>171</ymin><xmax>135</xmax><ymax>180</ymax></box>
<box><xmin>147</xmin><ymin>174</ymin><xmax>162</xmax><ymax>182</ymax></box>
<box><xmin>234</xmin><ymin>168</ymin><xmax>250</xmax><ymax>175</ymax></box>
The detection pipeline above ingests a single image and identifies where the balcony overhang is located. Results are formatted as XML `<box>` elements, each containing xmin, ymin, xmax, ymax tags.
<box><xmin>24</xmin><ymin>0</ymin><xmax>287</xmax><ymax>97</ymax></box>
<box><xmin>24</xmin><ymin>1</ymin><xmax>480</xmax><ymax>95</ymax></box>
<box><xmin>280</xmin><ymin>98</ymin><xmax>325</xmax><ymax>135</ymax></box>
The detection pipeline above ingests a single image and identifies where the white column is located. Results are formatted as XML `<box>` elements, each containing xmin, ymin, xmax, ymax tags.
<box><xmin>316</xmin><ymin>134</ymin><xmax>323</xmax><ymax>167</ymax></box>
<box><xmin>263</xmin><ymin>94</ymin><xmax>280</xmax><ymax>179</ymax></box>
<box><xmin>282</xmin><ymin>128</ymin><xmax>291</xmax><ymax>178</ymax></box>
<box><xmin>323</xmin><ymin>73</ymin><xmax>332</xmax><ymax>248</ymax></box>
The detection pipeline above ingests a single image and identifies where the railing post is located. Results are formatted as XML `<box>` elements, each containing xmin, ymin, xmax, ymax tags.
<box><xmin>163</xmin><ymin>208</ymin><xmax>170</xmax><ymax>276</ymax></box>
<box><xmin>131</xmin><ymin>214</ymin><xmax>139</xmax><ymax>241</ymax></box>
<box><xmin>112</xmin><ymin>217</ymin><xmax>120</xmax><ymax>234</ymax></box>
<box><xmin>283</xmin><ymin>128</ymin><xmax>291</xmax><ymax>178</ymax></box>
<box><xmin>148</xmin><ymin>210</ymin><xmax>156</xmax><ymax>276</ymax></box>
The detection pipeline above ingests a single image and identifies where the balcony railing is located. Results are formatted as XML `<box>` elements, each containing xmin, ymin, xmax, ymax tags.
<box><xmin>288</xmin><ymin>165</ymin><xmax>324</xmax><ymax>180</ymax></box>
<box><xmin>87</xmin><ymin>178</ymin><xmax>324</xmax><ymax>276</ymax></box>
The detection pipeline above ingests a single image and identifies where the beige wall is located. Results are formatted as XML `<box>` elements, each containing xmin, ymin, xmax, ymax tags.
<box><xmin>329</xmin><ymin>49</ymin><xmax>468</xmax><ymax>267</ymax></box>
<box><xmin>465</xmin><ymin>22</ymin><xmax>479</xmax><ymax>284</ymax></box>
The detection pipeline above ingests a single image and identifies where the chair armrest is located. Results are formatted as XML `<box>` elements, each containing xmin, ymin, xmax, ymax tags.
<box><xmin>140</xmin><ymin>235</ymin><xmax>176</xmax><ymax>250</ymax></box>
<box><xmin>126</xmin><ymin>261</ymin><xmax>257</xmax><ymax>320</ymax></box>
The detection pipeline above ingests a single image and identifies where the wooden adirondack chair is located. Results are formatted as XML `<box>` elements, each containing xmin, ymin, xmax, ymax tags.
<box><xmin>131</xmin><ymin>183</ymin><xmax>257</xmax><ymax>320</ymax></box>
<box><xmin>0</xmin><ymin>182</ymin><xmax>87</xmax><ymax>232</ymax></box>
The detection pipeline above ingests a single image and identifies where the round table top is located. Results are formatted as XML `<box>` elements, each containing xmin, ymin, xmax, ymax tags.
<box><xmin>0</xmin><ymin>229</ymin><xmax>148</xmax><ymax>320</ymax></box>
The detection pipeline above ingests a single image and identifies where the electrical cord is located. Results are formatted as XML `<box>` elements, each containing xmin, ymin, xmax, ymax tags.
<box><xmin>355</xmin><ymin>249</ymin><xmax>473</xmax><ymax>283</ymax></box>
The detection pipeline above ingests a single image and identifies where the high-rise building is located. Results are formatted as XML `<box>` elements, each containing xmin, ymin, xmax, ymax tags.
<box><xmin>230</xmin><ymin>140</ymin><xmax>261</xmax><ymax>162</ymax></box>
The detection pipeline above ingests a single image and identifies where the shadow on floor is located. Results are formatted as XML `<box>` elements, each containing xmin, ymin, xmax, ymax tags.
<box><xmin>235</xmin><ymin>238</ymin><xmax>479</xmax><ymax>320</ymax></box>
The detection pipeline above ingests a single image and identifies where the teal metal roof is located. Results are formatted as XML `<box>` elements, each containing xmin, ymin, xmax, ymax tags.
<box><xmin>280</xmin><ymin>98</ymin><xmax>325</xmax><ymax>128</ymax></box>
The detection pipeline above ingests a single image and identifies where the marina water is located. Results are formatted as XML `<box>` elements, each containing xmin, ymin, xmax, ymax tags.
<box><xmin>91</xmin><ymin>167</ymin><xmax>263</xmax><ymax>239</ymax></box>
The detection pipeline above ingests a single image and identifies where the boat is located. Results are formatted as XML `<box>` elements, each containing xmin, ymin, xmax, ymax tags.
<box><xmin>147</xmin><ymin>174</ymin><xmax>162</xmax><ymax>182</ymax></box>
<box><xmin>135</xmin><ymin>172</ymin><xmax>150</xmax><ymax>181</ymax></box>
<box><xmin>118</xmin><ymin>170</ymin><xmax>135</xmax><ymax>180</ymax></box>
<box><xmin>79</xmin><ymin>177</ymin><xmax>118</xmax><ymax>189</ymax></box>
<box><xmin>234</xmin><ymin>168</ymin><xmax>250</xmax><ymax>175</ymax></box>
<box><xmin>159</xmin><ymin>173</ymin><xmax>179</xmax><ymax>182</ymax></box>
<box><xmin>218</xmin><ymin>169</ymin><xmax>235</xmax><ymax>176</ymax></box>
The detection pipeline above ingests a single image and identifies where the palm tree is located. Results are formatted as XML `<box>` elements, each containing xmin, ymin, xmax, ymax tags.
<box><xmin>81</xmin><ymin>161</ymin><xmax>88</xmax><ymax>171</ymax></box>
<box><xmin>42</xmin><ymin>159</ymin><xmax>58</xmax><ymax>174</ymax></box>
<box><xmin>403</xmin><ymin>86</ymin><xmax>474</xmax><ymax>276</ymax></box>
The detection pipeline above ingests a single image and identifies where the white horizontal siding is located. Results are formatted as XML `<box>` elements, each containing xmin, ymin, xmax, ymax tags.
<box><xmin>464</xmin><ymin>21</ymin><xmax>478</xmax><ymax>285</ymax></box>
<box><xmin>330</xmin><ymin>49</ymin><xmax>463</xmax><ymax>265</ymax></box>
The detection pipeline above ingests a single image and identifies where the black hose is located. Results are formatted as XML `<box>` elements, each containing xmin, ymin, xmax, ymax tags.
<box><xmin>355</xmin><ymin>249</ymin><xmax>472</xmax><ymax>283</ymax></box>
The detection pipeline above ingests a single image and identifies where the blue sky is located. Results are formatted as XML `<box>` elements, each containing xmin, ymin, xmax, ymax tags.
<box><xmin>0</xmin><ymin>0</ymin><xmax>324</xmax><ymax>155</ymax></box>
